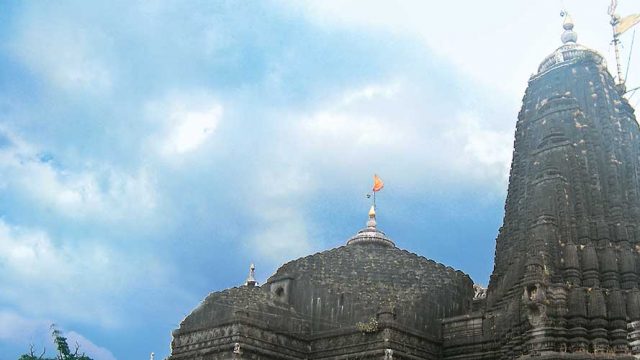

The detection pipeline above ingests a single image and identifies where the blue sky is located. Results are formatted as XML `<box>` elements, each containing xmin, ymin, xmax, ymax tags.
<box><xmin>0</xmin><ymin>1</ymin><xmax>637</xmax><ymax>359</ymax></box>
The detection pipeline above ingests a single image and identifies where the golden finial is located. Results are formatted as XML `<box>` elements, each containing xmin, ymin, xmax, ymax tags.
<box><xmin>367</xmin><ymin>205</ymin><xmax>377</xmax><ymax>228</ymax></box>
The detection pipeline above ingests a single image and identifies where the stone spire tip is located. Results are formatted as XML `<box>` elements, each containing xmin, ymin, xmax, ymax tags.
<box><xmin>245</xmin><ymin>263</ymin><xmax>257</xmax><ymax>287</ymax></box>
<box><xmin>367</xmin><ymin>205</ymin><xmax>376</xmax><ymax>228</ymax></box>
<box><xmin>561</xmin><ymin>10</ymin><xmax>578</xmax><ymax>44</ymax></box>
<box><xmin>346</xmin><ymin>204</ymin><xmax>394</xmax><ymax>247</ymax></box>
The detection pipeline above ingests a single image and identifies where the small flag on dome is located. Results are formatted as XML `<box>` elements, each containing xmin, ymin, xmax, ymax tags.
<box><xmin>372</xmin><ymin>174</ymin><xmax>384</xmax><ymax>192</ymax></box>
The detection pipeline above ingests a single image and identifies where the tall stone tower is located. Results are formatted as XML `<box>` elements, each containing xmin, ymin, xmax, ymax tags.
<box><xmin>470</xmin><ymin>15</ymin><xmax>640</xmax><ymax>358</ymax></box>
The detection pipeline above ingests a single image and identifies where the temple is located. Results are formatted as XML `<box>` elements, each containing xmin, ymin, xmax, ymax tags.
<box><xmin>169</xmin><ymin>14</ymin><xmax>640</xmax><ymax>360</ymax></box>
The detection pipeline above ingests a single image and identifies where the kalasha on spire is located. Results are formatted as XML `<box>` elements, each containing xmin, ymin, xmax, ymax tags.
<box><xmin>560</xmin><ymin>10</ymin><xmax>577</xmax><ymax>44</ymax></box>
<box><xmin>346</xmin><ymin>204</ymin><xmax>395</xmax><ymax>247</ymax></box>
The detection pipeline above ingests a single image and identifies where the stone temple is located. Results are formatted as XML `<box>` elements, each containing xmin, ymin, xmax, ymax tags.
<box><xmin>169</xmin><ymin>17</ymin><xmax>640</xmax><ymax>360</ymax></box>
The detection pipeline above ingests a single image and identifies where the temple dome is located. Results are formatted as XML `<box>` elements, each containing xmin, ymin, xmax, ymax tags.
<box><xmin>267</xmin><ymin>243</ymin><xmax>473</xmax><ymax>336</ymax></box>
<box><xmin>174</xmin><ymin>207</ymin><xmax>473</xmax><ymax>341</ymax></box>
<box><xmin>264</xmin><ymin>209</ymin><xmax>473</xmax><ymax>337</ymax></box>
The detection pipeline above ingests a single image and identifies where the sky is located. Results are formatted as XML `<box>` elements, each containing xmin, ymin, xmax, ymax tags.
<box><xmin>0</xmin><ymin>1</ymin><xmax>638</xmax><ymax>359</ymax></box>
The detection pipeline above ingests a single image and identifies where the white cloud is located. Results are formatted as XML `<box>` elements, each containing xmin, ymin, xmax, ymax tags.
<box><xmin>268</xmin><ymin>82</ymin><xmax>513</xmax><ymax>195</ymax></box>
<box><xmin>163</xmin><ymin>104</ymin><xmax>222</xmax><ymax>155</ymax></box>
<box><xmin>66</xmin><ymin>331</ymin><xmax>117</xmax><ymax>360</ymax></box>
<box><xmin>300</xmin><ymin>112</ymin><xmax>405</xmax><ymax>149</ymax></box>
<box><xmin>11</xmin><ymin>12</ymin><xmax>113</xmax><ymax>92</ymax></box>
<box><xmin>146</xmin><ymin>91</ymin><xmax>223</xmax><ymax>157</ymax></box>
<box><xmin>247</xmin><ymin>206</ymin><xmax>314</xmax><ymax>265</ymax></box>
<box><xmin>341</xmin><ymin>82</ymin><xmax>401</xmax><ymax>105</ymax></box>
<box><xmin>242</xmin><ymin>167</ymin><xmax>316</xmax><ymax>264</ymax></box>
<box><xmin>287</xmin><ymin>0</ymin><xmax>636</xmax><ymax>101</ymax></box>
<box><xmin>0</xmin><ymin>128</ymin><xmax>156</xmax><ymax>221</ymax></box>
<box><xmin>0</xmin><ymin>219</ymin><xmax>164</xmax><ymax>328</ymax></box>
<box><xmin>0</xmin><ymin>310</ymin><xmax>50</xmax><ymax>344</ymax></box>
<box><xmin>294</xmin><ymin>81</ymin><xmax>412</xmax><ymax>161</ymax></box>
<box><xmin>447</xmin><ymin>112</ymin><xmax>513</xmax><ymax>186</ymax></box>
<box><xmin>257</xmin><ymin>168</ymin><xmax>314</xmax><ymax>199</ymax></box>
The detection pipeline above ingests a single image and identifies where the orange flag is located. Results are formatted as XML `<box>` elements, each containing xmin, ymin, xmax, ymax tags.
<box><xmin>372</xmin><ymin>174</ymin><xmax>384</xmax><ymax>192</ymax></box>
<box><xmin>616</xmin><ymin>13</ymin><xmax>640</xmax><ymax>35</ymax></box>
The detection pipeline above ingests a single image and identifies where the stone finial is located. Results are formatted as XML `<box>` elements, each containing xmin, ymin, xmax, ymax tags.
<box><xmin>245</xmin><ymin>263</ymin><xmax>257</xmax><ymax>287</ymax></box>
<box><xmin>561</xmin><ymin>11</ymin><xmax>578</xmax><ymax>44</ymax></box>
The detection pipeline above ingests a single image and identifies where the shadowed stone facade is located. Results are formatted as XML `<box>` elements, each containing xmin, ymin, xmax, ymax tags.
<box><xmin>170</xmin><ymin>209</ymin><xmax>473</xmax><ymax>359</ymax></box>
<box><xmin>170</xmin><ymin>19</ymin><xmax>640</xmax><ymax>360</ymax></box>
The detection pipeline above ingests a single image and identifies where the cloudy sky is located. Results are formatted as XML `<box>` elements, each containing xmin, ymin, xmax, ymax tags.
<box><xmin>0</xmin><ymin>1</ymin><xmax>637</xmax><ymax>359</ymax></box>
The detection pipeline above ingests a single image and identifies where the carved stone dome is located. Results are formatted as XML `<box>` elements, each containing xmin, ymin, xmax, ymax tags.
<box><xmin>267</xmin><ymin>244</ymin><xmax>473</xmax><ymax>335</ymax></box>
<box><xmin>537</xmin><ymin>43</ymin><xmax>606</xmax><ymax>75</ymax></box>
<box><xmin>264</xmin><ymin>209</ymin><xmax>474</xmax><ymax>337</ymax></box>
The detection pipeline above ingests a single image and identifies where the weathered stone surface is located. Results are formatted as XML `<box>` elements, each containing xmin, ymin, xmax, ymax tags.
<box><xmin>268</xmin><ymin>242</ymin><xmax>472</xmax><ymax>336</ymax></box>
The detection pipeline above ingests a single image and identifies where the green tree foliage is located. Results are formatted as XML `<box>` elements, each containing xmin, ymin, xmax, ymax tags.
<box><xmin>18</xmin><ymin>325</ymin><xmax>93</xmax><ymax>360</ymax></box>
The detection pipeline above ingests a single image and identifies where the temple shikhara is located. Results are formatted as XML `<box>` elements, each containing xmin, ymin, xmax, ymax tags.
<box><xmin>168</xmin><ymin>10</ymin><xmax>640</xmax><ymax>360</ymax></box>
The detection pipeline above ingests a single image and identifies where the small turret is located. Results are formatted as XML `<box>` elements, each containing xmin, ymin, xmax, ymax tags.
<box><xmin>245</xmin><ymin>263</ymin><xmax>257</xmax><ymax>287</ymax></box>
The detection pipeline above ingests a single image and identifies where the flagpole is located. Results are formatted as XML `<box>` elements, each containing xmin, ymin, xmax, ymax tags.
<box><xmin>371</xmin><ymin>174</ymin><xmax>383</xmax><ymax>211</ymax></box>
<box><xmin>612</xmin><ymin>18</ymin><xmax>625</xmax><ymax>88</ymax></box>
<box><xmin>609</xmin><ymin>0</ymin><xmax>628</xmax><ymax>93</ymax></box>
<box><xmin>373</xmin><ymin>190</ymin><xmax>376</xmax><ymax>210</ymax></box>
